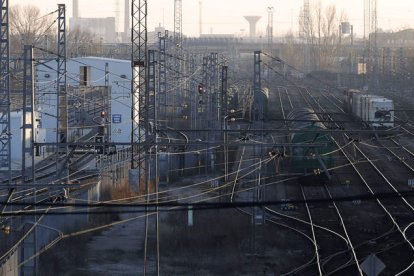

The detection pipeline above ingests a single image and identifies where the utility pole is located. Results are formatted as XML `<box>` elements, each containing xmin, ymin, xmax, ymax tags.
<box><xmin>189</xmin><ymin>54</ymin><xmax>197</xmax><ymax>130</ymax></box>
<box><xmin>253</xmin><ymin>51</ymin><xmax>261</xmax><ymax>121</ymax></box>
<box><xmin>158</xmin><ymin>32</ymin><xmax>167</xmax><ymax>127</ymax></box>
<box><xmin>267</xmin><ymin>7</ymin><xmax>274</xmax><ymax>55</ymax></box>
<box><xmin>174</xmin><ymin>0</ymin><xmax>183</xmax><ymax>128</ymax></box>
<box><xmin>211</xmin><ymin>53</ymin><xmax>219</xmax><ymax>129</ymax></box>
<box><xmin>303</xmin><ymin>0</ymin><xmax>311</xmax><ymax>74</ymax></box>
<box><xmin>144</xmin><ymin>49</ymin><xmax>159</xmax><ymax>275</ymax></box>
<box><xmin>199</xmin><ymin>1</ymin><xmax>202</xmax><ymax>37</ymax></box>
<box><xmin>252</xmin><ymin>51</ymin><xmax>265</xmax><ymax>255</ymax></box>
<box><xmin>221</xmin><ymin>66</ymin><xmax>228</xmax><ymax>182</ymax></box>
<box><xmin>201</xmin><ymin>55</ymin><xmax>208</xmax><ymax>130</ymax></box>
<box><xmin>364</xmin><ymin>0</ymin><xmax>378</xmax><ymax>89</ymax></box>
<box><xmin>22</xmin><ymin>45</ymin><xmax>35</xmax><ymax>184</ymax></box>
<box><xmin>21</xmin><ymin>44</ymin><xmax>38</xmax><ymax>276</ymax></box>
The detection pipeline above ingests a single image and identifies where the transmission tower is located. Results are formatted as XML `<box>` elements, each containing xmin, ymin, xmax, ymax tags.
<box><xmin>0</xmin><ymin>0</ymin><xmax>11</xmax><ymax>185</ymax></box>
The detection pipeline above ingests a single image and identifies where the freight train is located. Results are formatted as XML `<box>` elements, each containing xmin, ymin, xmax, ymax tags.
<box><xmin>287</xmin><ymin>108</ymin><xmax>334</xmax><ymax>179</ymax></box>
<box><xmin>344</xmin><ymin>89</ymin><xmax>394</xmax><ymax>128</ymax></box>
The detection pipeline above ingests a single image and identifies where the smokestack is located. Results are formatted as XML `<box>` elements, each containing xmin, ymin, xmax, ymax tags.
<box><xmin>73</xmin><ymin>0</ymin><xmax>79</xmax><ymax>18</ymax></box>
<box><xmin>244</xmin><ymin>16</ymin><xmax>261</xmax><ymax>38</ymax></box>
<box><xmin>124</xmin><ymin>0</ymin><xmax>129</xmax><ymax>42</ymax></box>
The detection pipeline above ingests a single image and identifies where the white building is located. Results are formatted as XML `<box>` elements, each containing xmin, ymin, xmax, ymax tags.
<box><xmin>0</xmin><ymin>111</ymin><xmax>45</xmax><ymax>170</ymax></box>
<box><xmin>36</xmin><ymin>57</ymin><xmax>133</xmax><ymax>147</ymax></box>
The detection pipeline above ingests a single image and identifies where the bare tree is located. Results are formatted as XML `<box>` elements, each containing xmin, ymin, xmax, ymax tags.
<box><xmin>281</xmin><ymin>31</ymin><xmax>304</xmax><ymax>70</ymax></box>
<box><xmin>9</xmin><ymin>5</ymin><xmax>55</xmax><ymax>54</ymax></box>
<box><xmin>298</xmin><ymin>2</ymin><xmax>349</xmax><ymax>72</ymax></box>
<box><xmin>9</xmin><ymin>4</ymin><xmax>99</xmax><ymax>57</ymax></box>
<box><xmin>67</xmin><ymin>27</ymin><xmax>98</xmax><ymax>57</ymax></box>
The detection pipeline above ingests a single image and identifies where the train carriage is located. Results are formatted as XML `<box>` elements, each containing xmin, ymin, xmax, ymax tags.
<box><xmin>287</xmin><ymin>108</ymin><xmax>334</xmax><ymax>178</ymax></box>
<box><xmin>344</xmin><ymin>90</ymin><xmax>394</xmax><ymax>128</ymax></box>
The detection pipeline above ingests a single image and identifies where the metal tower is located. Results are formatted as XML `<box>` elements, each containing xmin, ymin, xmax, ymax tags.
<box><xmin>144</xmin><ymin>49</ymin><xmax>159</xmax><ymax>275</ymax></box>
<box><xmin>303</xmin><ymin>0</ymin><xmax>311</xmax><ymax>73</ymax></box>
<box><xmin>221</xmin><ymin>65</ymin><xmax>228</xmax><ymax>181</ymax></box>
<box><xmin>0</xmin><ymin>0</ymin><xmax>11</xmax><ymax>184</ymax></box>
<box><xmin>131</xmin><ymin>0</ymin><xmax>147</xmax><ymax>171</ymax></box>
<box><xmin>158</xmin><ymin>32</ymin><xmax>167</xmax><ymax>126</ymax></box>
<box><xmin>146</xmin><ymin>49</ymin><xmax>156</xmax><ymax>175</ymax></box>
<box><xmin>252</xmin><ymin>51</ymin><xmax>265</xmax><ymax>255</ymax></box>
<box><xmin>56</xmin><ymin>4</ymin><xmax>68</xmax><ymax>180</ymax></box>
<box><xmin>22</xmin><ymin>45</ymin><xmax>35</xmax><ymax>183</ymax></box>
<box><xmin>174</xmin><ymin>0</ymin><xmax>182</xmax><ymax>48</ymax></box>
<box><xmin>199</xmin><ymin>1</ymin><xmax>202</xmax><ymax>37</ymax></box>
<box><xmin>131</xmin><ymin>2</ymin><xmax>159</xmax><ymax>274</ymax></box>
<box><xmin>173</xmin><ymin>0</ymin><xmax>183</xmax><ymax>129</ymax></box>
<box><xmin>20</xmin><ymin>45</ymin><xmax>38</xmax><ymax>276</ymax></box>
<box><xmin>364</xmin><ymin>0</ymin><xmax>378</xmax><ymax>82</ymax></box>
<box><xmin>253</xmin><ymin>51</ymin><xmax>263</xmax><ymax>121</ymax></box>
<box><xmin>267</xmin><ymin>7</ymin><xmax>274</xmax><ymax>54</ymax></box>
<box><xmin>210</xmin><ymin>53</ymin><xmax>219</xmax><ymax>129</ymax></box>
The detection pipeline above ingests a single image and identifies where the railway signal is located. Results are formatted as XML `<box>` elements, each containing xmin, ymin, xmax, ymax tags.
<box><xmin>94</xmin><ymin>136</ymin><xmax>104</xmax><ymax>154</ymax></box>
<box><xmin>197</xmin><ymin>83</ymin><xmax>204</xmax><ymax>94</ymax></box>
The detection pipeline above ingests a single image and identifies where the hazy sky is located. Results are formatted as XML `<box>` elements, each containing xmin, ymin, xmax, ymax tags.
<box><xmin>13</xmin><ymin>0</ymin><xmax>414</xmax><ymax>37</ymax></box>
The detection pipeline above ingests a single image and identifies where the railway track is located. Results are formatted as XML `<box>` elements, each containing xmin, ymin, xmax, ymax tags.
<box><xmin>302</xmin><ymin>86</ymin><xmax>414</xmax><ymax>274</ymax></box>
<box><xmin>257</xmin><ymin>85</ymin><xmax>362</xmax><ymax>274</ymax></box>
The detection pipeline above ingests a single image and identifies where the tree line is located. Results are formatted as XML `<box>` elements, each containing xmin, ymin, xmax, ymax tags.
<box><xmin>9</xmin><ymin>5</ymin><xmax>98</xmax><ymax>57</ymax></box>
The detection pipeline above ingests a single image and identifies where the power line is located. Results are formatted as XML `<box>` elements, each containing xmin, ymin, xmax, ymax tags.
<box><xmin>2</xmin><ymin>190</ymin><xmax>414</xmax><ymax>216</ymax></box>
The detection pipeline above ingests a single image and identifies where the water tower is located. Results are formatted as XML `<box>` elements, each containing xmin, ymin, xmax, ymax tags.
<box><xmin>244</xmin><ymin>16</ymin><xmax>261</xmax><ymax>38</ymax></box>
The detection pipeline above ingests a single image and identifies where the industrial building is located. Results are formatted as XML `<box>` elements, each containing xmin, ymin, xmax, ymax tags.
<box><xmin>36</xmin><ymin>57</ymin><xmax>132</xmax><ymax>146</ymax></box>
<box><xmin>69</xmin><ymin>0</ymin><xmax>130</xmax><ymax>43</ymax></box>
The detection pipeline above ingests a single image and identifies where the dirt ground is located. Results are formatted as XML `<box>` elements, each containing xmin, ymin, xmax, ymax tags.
<box><xmin>38</xmin><ymin>175</ymin><xmax>314</xmax><ymax>275</ymax></box>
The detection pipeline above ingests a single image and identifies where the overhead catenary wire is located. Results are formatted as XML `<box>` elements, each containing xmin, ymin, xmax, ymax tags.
<box><xmin>3</xmin><ymin>189</ymin><xmax>414</xmax><ymax>216</ymax></box>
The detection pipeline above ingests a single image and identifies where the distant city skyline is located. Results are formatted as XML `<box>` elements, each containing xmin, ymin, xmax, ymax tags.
<box><xmin>13</xmin><ymin>0</ymin><xmax>414</xmax><ymax>37</ymax></box>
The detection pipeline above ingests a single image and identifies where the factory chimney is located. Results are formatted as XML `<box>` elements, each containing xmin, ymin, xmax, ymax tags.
<box><xmin>73</xmin><ymin>0</ymin><xmax>79</xmax><ymax>18</ymax></box>
<box><xmin>124</xmin><ymin>0</ymin><xmax>129</xmax><ymax>42</ymax></box>
<box><xmin>244</xmin><ymin>16</ymin><xmax>261</xmax><ymax>38</ymax></box>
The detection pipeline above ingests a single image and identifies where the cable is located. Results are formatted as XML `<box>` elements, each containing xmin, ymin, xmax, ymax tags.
<box><xmin>4</xmin><ymin>180</ymin><xmax>414</xmax><ymax>215</ymax></box>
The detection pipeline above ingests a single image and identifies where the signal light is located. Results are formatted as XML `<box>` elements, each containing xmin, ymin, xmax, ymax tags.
<box><xmin>95</xmin><ymin>136</ymin><xmax>104</xmax><ymax>154</ymax></box>
<box><xmin>100</xmin><ymin>111</ymin><xmax>106</xmax><ymax>118</ymax></box>
<box><xmin>198</xmin><ymin>83</ymin><xmax>204</xmax><ymax>94</ymax></box>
